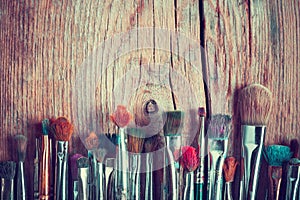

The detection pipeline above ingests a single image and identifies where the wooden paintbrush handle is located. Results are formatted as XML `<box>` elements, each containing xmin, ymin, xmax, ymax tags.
<box><xmin>39</xmin><ymin>136</ymin><xmax>51</xmax><ymax>199</ymax></box>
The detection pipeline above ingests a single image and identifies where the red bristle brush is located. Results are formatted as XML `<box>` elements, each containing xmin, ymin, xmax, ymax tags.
<box><xmin>223</xmin><ymin>156</ymin><xmax>238</xmax><ymax>200</ymax></box>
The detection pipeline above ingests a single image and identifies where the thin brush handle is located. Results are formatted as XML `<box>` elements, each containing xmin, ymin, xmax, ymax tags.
<box><xmin>55</xmin><ymin>141</ymin><xmax>68</xmax><ymax>200</ymax></box>
<box><xmin>96</xmin><ymin>162</ymin><xmax>106</xmax><ymax>200</ymax></box>
<box><xmin>73</xmin><ymin>181</ymin><xmax>79</xmax><ymax>200</ymax></box>
<box><xmin>1</xmin><ymin>178</ymin><xmax>4</xmax><ymax>200</ymax></box>
<box><xmin>1</xmin><ymin>179</ymin><xmax>14</xmax><ymax>200</ymax></box>
<box><xmin>78</xmin><ymin>168</ymin><xmax>89</xmax><ymax>200</ymax></box>
<box><xmin>224</xmin><ymin>182</ymin><xmax>233</xmax><ymax>200</ymax></box>
<box><xmin>208</xmin><ymin>151</ymin><xmax>222</xmax><ymax>200</ymax></box>
<box><xmin>183</xmin><ymin>171</ymin><xmax>194</xmax><ymax>200</ymax></box>
<box><xmin>145</xmin><ymin>154</ymin><xmax>153</xmax><ymax>200</ymax></box>
<box><xmin>17</xmin><ymin>162</ymin><xmax>26</xmax><ymax>200</ymax></box>
<box><xmin>39</xmin><ymin>136</ymin><xmax>51</xmax><ymax>200</ymax></box>
<box><xmin>88</xmin><ymin>151</ymin><xmax>98</xmax><ymax>200</ymax></box>
<box><xmin>34</xmin><ymin>138</ymin><xmax>39</xmax><ymax>199</ymax></box>
<box><xmin>166</xmin><ymin>147</ymin><xmax>178</xmax><ymax>200</ymax></box>
<box><xmin>129</xmin><ymin>154</ymin><xmax>141</xmax><ymax>200</ymax></box>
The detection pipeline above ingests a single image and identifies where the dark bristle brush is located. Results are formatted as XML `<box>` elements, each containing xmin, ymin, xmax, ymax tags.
<box><xmin>15</xmin><ymin>134</ymin><xmax>28</xmax><ymax>200</ymax></box>
<box><xmin>0</xmin><ymin>161</ymin><xmax>16</xmax><ymax>200</ymax></box>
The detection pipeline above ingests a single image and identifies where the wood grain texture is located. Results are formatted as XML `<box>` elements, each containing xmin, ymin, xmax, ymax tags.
<box><xmin>0</xmin><ymin>0</ymin><xmax>299</xmax><ymax>198</ymax></box>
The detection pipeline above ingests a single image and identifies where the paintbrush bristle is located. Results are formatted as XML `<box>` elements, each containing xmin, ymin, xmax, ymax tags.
<box><xmin>15</xmin><ymin>134</ymin><xmax>28</xmax><ymax>162</ymax></box>
<box><xmin>180</xmin><ymin>146</ymin><xmax>199</xmax><ymax>172</ymax></box>
<box><xmin>49</xmin><ymin>117</ymin><xmax>74</xmax><ymax>141</ymax></box>
<box><xmin>239</xmin><ymin>83</ymin><xmax>272</xmax><ymax>125</ymax></box>
<box><xmin>94</xmin><ymin>148</ymin><xmax>107</xmax><ymax>163</ymax></box>
<box><xmin>265</xmin><ymin>145</ymin><xmax>292</xmax><ymax>167</ymax></box>
<box><xmin>110</xmin><ymin>105</ymin><xmax>132</xmax><ymax>128</ymax></box>
<box><xmin>85</xmin><ymin>132</ymin><xmax>99</xmax><ymax>150</ymax></box>
<box><xmin>223</xmin><ymin>156</ymin><xmax>238</xmax><ymax>182</ymax></box>
<box><xmin>0</xmin><ymin>161</ymin><xmax>16</xmax><ymax>179</ymax></box>
<box><xmin>77</xmin><ymin>157</ymin><xmax>90</xmax><ymax>168</ymax></box>
<box><xmin>198</xmin><ymin>107</ymin><xmax>206</xmax><ymax>117</ymax></box>
<box><xmin>70</xmin><ymin>154</ymin><xmax>82</xmax><ymax>181</ymax></box>
<box><xmin>144</xmin><ymin>134</ymin><xmax>163</xmax><ymax>152</ymax></box>
<box><xmin>127</xmin><ymin>128</ymin><xmax>145</xmax><ymax>153</ymax></box>
<box><xmin>42</xmin><ymin>119</ymin><xmax>50</xmax><ymax>135</ymax></box>
<box><xmin>207</xmin><ymin>114</ymin><xmax>232</xmax><ymax>138</ymax></box>
<box><xmin>163</xmin><ymin>111</ymin><xmax>184</xmax><ymax>136</ymax></box>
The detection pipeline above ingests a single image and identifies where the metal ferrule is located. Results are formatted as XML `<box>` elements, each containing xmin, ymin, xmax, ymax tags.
<box><xmin>115</xmin><ymin>128</ymin><xmax>129</xmax><ymax>200</ymax></box>
<box><xmin>78</xmin><ymin>166</ymin><xmax>89</xmax><ymax>200</ymax></box>
<box><xmin>145</xmin><ymin>153</ymin><xmax>154</xmax><ymax>200</ymax></box>
<box><xmin>73</xmin><ymin>181</ymin><xmax>79</xmax><ymax>200</ymax></box>
<box><xmin>88</xmin><ymin>150</ymin><xmax>98</xmax><ymax>200</ymax></box>
<box><xmin>96</xmin><ymin>162</ymin><xmax>106</xmax><ymax>200</ymax></box>
<box><xmin>241</xmin><ymin>125</ymin><xmax>266</xmax><ymax>200</ymax></box>
<box><xmin>34</xmin><ymin>138</ymin><xmax>39</xmax><ymax>199</ymax></box>
<box><xmin>105</xmin><ymin>158</ymin><xmax>115</xmax><ymax>200</ymax></box>
<box><xmin>208</xmin><ymin>138</ymin><xmax>228</xmax><ymax>200</ymax></box>
<box><xmin>165</xmin><ymin>135</ymin><xmax>181</xmax><ymax>200</ymax></box>
<box><xmin>183</xmin><ymin>171</ymin><xmax>194</xmax><ymax>200</ymax></box>
<box><xmin>17</xmin><ymin>161</ymin><xmax>26</xmax><ymax>200</ymax></box>
<box><xmin>129</xmin><ymin>154</ymin><xmax>141</xmax><ymax>200</ymax></box>
<box><xmin>198</xmin><ymin>116</ymin><xmax>206</xmax><ymax>184</ymax></box>
<box><xmin>224</xmin><ymin>182</ymin><xmax>233</xmax><ymax>200</ymax></box>
<box><xmin>285</xmin><ymin>164</ymin><xmax>300</xmax><ymax>200</ymax></box>
<box><xmin>55</xmin><ymin>141</ymin><xmax>68</xmax><ymax>200</ymax></box>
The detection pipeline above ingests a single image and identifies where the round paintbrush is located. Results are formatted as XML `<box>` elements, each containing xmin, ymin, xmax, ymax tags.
<box><xmin>180</xmin><ymin>146</ymin><xmax>199</xmax><ymax>200</ymax></box>
<box><xmin>265</xmin><ymin>145</ymin><xmax>292</xmax><ymax>200</ymax></box>
<box><xmin>110</xmin><ymin>105</ymin><xmax>132</xmax><ymax>199</ymax></box>
<box><xmin>85</xmin><ymin>131</ymin><xmax>100</xmax><ymax>200</ymax></box>
<box><xmin>239</xmin><ymin>83</ymin><xmax>272</xmax><ymax>200</ymax></box>
<box><xmin>49</xmin><ymin>117</ymin><xmax>74</xmax><ymax>200</ymax></box>
<box><xmin>223</xmin><ymin>157</ymin><xmax>238</xmax><ymax>200</ymax></box>
<box><xmin>0</xmin><ymin>161</ymin><xmax>16</xmax><ymax>200</ymax></box>
<box><xmin>15</xmin><ymin>134</ymin><xmax>27</xmax><ymax>200</ymax></box>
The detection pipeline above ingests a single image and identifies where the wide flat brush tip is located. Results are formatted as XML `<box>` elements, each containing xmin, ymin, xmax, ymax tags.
<box><xmin>77</xmin><ymin>157</ymin><xmax>90</xmax><ymax>168</ymax></box>
<box><xmin>70</xmin><ymin>154</ymin><xmax>82</xmax><ymax>181</ymax></box>
<box><xmin>198</xmin><ymin>107</ymin><xmax>206</xmax><ymax>117</ymax></box>
<box><xmin>163</xmin><ymin>110</ymin><xmax>184</xmax><ymax>136</ymax></box>
<box><xmin>265</xmin><ymin>145</ymin><xmax>292</xmax><ymax>167</ymax></box>
<box><xmin>0</xmin><ymin>161</ymin><xmax>16</xmax><ymax>179</ymax></box>
<box><xmin>239</xmin><ymin>83</ymin><xmax>272</xmax><ymax>125</ymax></box>
<box><xmin>15</xmin><ymin>134</ymin><xmax>28</xmax><ymax>162</ymax></box>
<box><xmin>49</xmin><ymin>117</ymin><xmax>74</xmax><ymax>141</ymax></box>
<box><xmin>207</xmin><ymin>114</ymin><xmax>232</xmax><ymax>138</ymax></box>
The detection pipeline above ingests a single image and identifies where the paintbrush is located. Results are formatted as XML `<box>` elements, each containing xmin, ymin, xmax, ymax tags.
<box><xmin>95</xmin><ymin>148</ymin><xmax>107</xmax><ymax>200</ymax></box>
<box><xmin>77</xmin><ymin>157</ymin><xmax>90</xmax><ymax>200</ymax></box>
<box><xmin>39</xmin><ymin>119</ymin><xmax>52</xmax><ymax>200</ymax></box>
<box><xmin>85</xmin><ymin>131</ymin><xmax>100</xmax><ymax>200</ymax></box>
<box><xmin>127</xmin><ymin>128</ymin><xmax>145</xmax><ymax>200</ymax></box>
<box><xmin>14</xmin><ymin>134</ymin><xmax>27</xmax><ymax>200</ymax></box>
<box><xmin>0</xmin><ymin>161</ymin><xmax>16</xmax><ymax>200</ymax></box>
<box><xmin>207</xmin><ymin>114</ymin><xmax>231</xmax><ymax>200</ymax></box>
<box><xmin>49</xmin><ymin>117</ymin><xmax>74</xmax><ymax>200</ymax></box>
<box><xmin>285</xmin><ymin>158</ymin><xmax>300</xmax><ymax>200</ymax></box>
<box><xmin>105</xmin><ymin>158</ymin><xmax>115</xmax><ymax>200</ymax></box>
<box><xmin>290</xmin><ymin>139</ymin><xmax>299</xmax><ymax>159</ymax></box>
<box><xmin>265</xmin><ymin>145</ymin><xmax>292</xmax><ymax>200</ymax></box>
<box><xmin>223</xmin><ymin>157</ymin><xmax>238</xmax><ymax>200</ymax></box>
<box><xmin>163</xmin><ymin>110</ymin><xmax>184</xmax><ymax>200</ymax></box>
<box><xmin>195</xmin><ymin>107</ymin><xmax>206</xmax><ymax>200</ymax></box>
<box><xmin>181</xmin><ymin>146</ymin><xmax>199</xmax><ymax>200</ymax></box>
<box><xmin>110</xmin><ymin>105</ymin><xmax>132</xmax><ymax>200</ymax></box>
<box><xmin>34</xmin><ymin>137</ymin><xmax>39</xmax><ymax>199</ymax></box>
<box><xmin>239</xmin><ymin>83</ymin><xmax>272</xmax><ymax>200</ymax></box>
<box><xmin>70</xmin><ymin>154</ymin><xmax>82</xmax><ymax>200</ymax></box>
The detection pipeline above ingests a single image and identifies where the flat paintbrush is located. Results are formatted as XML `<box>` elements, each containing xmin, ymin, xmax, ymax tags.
<box><xmin>49</xmin><ymin>117</ymin><xmax>74</xmax><ymax>200</ymax></box>
<box><xmin>39</xmin><ymin>119</ymin><xmax>52</xmax><ymax>200</ymax></box>
<box><xmin>163</xmin><ymin>110</ymin><xmax>184</xmax><ymax>200</ymax></box>
<box><xmin>207</xmin><ymin>114</ymin><xmax>231</xmax><ymax>200</ymax></box>
<box><xmin>239</xmin><ymin>83</ymin><xmax>272</xmax><ymax>200</ymax></box>
<box><xmin>15</xmin><ymin>134</ymin><xmax>27</xmax><ymax>200</ymax></box>
<box><xmin>0</xmin><ymin>161</ymin><xmax>16</xmax><ymax>200</ymax></box>
<box><xmin>77</xmin><ymin>157</ymin><xmax>90</xmax><ymax>200</ymax></box>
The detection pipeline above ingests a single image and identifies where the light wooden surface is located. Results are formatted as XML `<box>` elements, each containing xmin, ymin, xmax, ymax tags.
<box><xmin>0</xmin><ymin>0</ymin><xmax>299</xmax><ymax>198</ymax></box>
